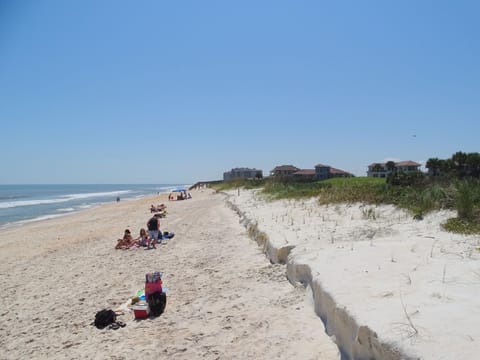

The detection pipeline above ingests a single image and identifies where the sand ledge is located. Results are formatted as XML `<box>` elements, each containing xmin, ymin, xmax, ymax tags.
<box><xmin>226</xmin><ymin>193</ymin><xmax>413</xmax><ymax>359</ymax></box>
<box><xmin>224</xmin><ymin>188</ymin><xmax>480</xmax><ymax>360</ymax></box>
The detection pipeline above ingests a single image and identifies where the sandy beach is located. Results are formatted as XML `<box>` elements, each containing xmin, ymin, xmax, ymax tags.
<box><xmin>3</xmin><ymin>186</ymin><xmax>480</xmax><ymax>359</ymax></box>
<box><xmin>0</xmin><ymin>189</ymin><xmax>339</xmax><ymax>360</ymax></box>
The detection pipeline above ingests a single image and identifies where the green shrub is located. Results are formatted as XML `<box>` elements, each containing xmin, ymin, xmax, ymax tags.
<box><xmin>213</xmin><ymin>178</ymin><xmax>265</xmax><ymax>191</ymax></box>
<box><xmin>387</xmin><ymin>171</ymin><xmax>426</xmax><ymax>186</ymax></box>
<box><xmin>412</xmin><ymin>185</ymin><xmax>449</xmax><ymax>216</ymax></box>
<box><xmin>442</xmin><ymin>217</ymin><xmax>480</xmax><ymax>234</ymax></box>
<box><xmin>455</xmin><ymin>180</ymin><xmax>475</xmax><ymax>221</ymax></box>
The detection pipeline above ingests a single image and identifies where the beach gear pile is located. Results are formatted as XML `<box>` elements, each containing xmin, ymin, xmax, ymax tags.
<box><xmin>132</xmin><ymin>271</ymin><xmax>167</xmax><ymax>319</ymax></box>
<box><xmin>94</xmin><ymin>271</ymin><xmax>167</xmax><ymax>329</ymax></box>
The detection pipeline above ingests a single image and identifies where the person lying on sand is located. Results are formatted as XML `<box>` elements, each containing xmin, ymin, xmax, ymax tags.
<box><xmin>150</xmin><ymin>204</ymin><xmax>167</xmax><ymax>217</ymax></box>
<box><xmin>150</xmin><ymin>204</ymin><xmax>167</xmax><ymax>214</ymax></box>
<box><xmin>115</xmin><ymin>229</ymin><xmax>135</xmax><ymax>249</ymax></box>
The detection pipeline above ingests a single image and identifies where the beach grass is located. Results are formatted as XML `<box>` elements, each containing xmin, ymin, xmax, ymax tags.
<box><xmin>214</xmin><ymin>176</ymin><xmax>480</xmax><ymax>234</ymax></box>
<box><xmin>442</xmin><ymin>217</ymin><xmax>480</xmax><ymax>234</ymax></box>
<box><xmin>214</xmin><ymin>178</ymin><xmax>265</xmax><ymax>191</ymax></box>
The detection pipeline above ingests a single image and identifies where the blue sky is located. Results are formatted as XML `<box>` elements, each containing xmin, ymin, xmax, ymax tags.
<box><xmin>1</xmin><ymin>0</ymin><xmax>478</xmax><ymax>184</ymax></box>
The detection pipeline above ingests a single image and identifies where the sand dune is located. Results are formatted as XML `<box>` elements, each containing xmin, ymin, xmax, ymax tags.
<box><xmin>226</xmin><ymin>188</ymin><xmax>480</xmax><ymax>359</ymax></box>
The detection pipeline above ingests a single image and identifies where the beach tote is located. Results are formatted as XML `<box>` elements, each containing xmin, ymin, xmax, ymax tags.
<box><xmin>145</xmin><ymin>271</ymin><xmax>163</xmax><ymax>300</ymax></box>
<box><xmin>94</xmin><ymin>309</ymin><xmax>116</xmax><ymax>329</ymax></box>
<box><xmin>147</xmin><ymin>291</ymin><xmax>167</xmax><ymax>317</ymax></box>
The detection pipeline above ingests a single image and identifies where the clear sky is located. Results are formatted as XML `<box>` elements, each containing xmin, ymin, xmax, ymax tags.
<box><xmin>1</xmin><ymin>0</ymin><xmax>478</xmax><ymax>184</ymax></box>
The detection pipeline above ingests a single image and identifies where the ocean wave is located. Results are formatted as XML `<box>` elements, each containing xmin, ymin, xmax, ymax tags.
<box><xmin>59</xmin><ymin>190</ymin><xmax>131</xmax><ymax>200</ymax></box>
<box><xmin>57</xmin><ymin>207</ymin><xmax>76</xmax><ymax>212</ymax></box>
<box><xmin>0</xmin><ymin>195</ymin><xmax>21</xmax><ymax>201</ymax></box>
<box><xmin>0</xmin><ymin>190</ymin><xmax>131</xmax><ymax>209</ymax></box>
<box><xmin>0</xmin><ymin>213</ymin><xmax>68</xmax><ymax>229</ymax></box>
<box><xmin>77</xmin><ymin>204</ymin><xmax>94</xmax><ymax>209</ymax></box>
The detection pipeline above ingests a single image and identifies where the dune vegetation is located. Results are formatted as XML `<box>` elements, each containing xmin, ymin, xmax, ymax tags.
<box><xmin>214</xmin><ymin>152</ymin><xmax>480</xmax><ymax>234</ymax></box>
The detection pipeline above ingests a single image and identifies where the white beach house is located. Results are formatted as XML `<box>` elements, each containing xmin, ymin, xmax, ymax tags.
<box><xmin>367</xmin><ymin>160</ymin><xmax>421</xmax><ymax>178</ymax></box>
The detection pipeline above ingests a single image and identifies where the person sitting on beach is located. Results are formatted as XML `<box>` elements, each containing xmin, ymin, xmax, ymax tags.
<box><xmin>135</xmin><ymin>228</ymin><xmax>155</xmax><ymax>249</ymax></box>
<box><xmin>115</xmin><ymin>229</ymin><xmax>134</xmax><ymax>250</ymax></box>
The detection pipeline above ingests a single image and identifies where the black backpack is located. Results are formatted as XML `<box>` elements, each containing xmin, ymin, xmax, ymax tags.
<box><xmin>147</xmin><ymin>292</ymin><xmax>167</xmax><ymax>317</ymax></box>
<box><xmin>94</xmin><ymin>309</ymin><xmax>116</xmax><ymax>329</ymax></box>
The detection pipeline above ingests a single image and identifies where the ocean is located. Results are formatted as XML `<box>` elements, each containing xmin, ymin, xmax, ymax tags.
<box><xmin>0</xmin><ymin>184</ymin><xmax>189</xmax><ymax>229</ymax></box>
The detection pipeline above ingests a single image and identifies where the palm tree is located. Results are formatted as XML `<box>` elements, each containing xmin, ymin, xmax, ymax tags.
<box><xmin>426</xmin><ymin>158</ymin><xmax>441</xmax><ymax>176</ymax></box>
<box><xmin>452</xmin><ymin>151</ymin><xmax>468</xmax><ymax>177</ymax></box>
<box><xmin>386</xmin><ymin>161</ymin><xmax>396</xmax><ymax>174</ymax></box>
<box><xmin>465</xmin><ymin>152</ymin><xmax>480</xmax><ymax>177</ymax></box>
<box><xmin>370</xmin><ymin>163</ymin><xmax>383</xmax><ymax>177</ymax></box>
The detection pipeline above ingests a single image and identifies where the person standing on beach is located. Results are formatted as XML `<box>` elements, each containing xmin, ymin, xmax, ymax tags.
<box><xmin>147</xmin><ymin>214</ymin><xmax>161</xmax><ymax>244</ymax></box>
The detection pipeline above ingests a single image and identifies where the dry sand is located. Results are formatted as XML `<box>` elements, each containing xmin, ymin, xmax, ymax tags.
<box><xmin>0</xmin><ymin>189</ymin><xmax>339</xmax><ymax>360</ymax></box>
<box><xmin>227</xmin><ymin>189</ymin><xmax>480</xmax><ymax>359</ymax></box>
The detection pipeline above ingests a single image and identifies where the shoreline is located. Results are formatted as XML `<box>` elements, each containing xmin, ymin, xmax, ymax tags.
<box><xmin>0</xmin><ymin>195</ymin><xmax>151</xmax><ymax>231</ymax></box>
<box><xmin>0</xmin><ymin>184</ymin><xmax>189</xmax><ymax>230</ymax></box>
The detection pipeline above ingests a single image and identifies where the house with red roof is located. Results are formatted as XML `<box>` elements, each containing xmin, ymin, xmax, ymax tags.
<box><xmin>314</xmin><ymin>164</ymin><xmax>353</xmax><ymax>180</ymax></box>
<box><xmin>270</xmin><ymin>165</ymin><xmax>300</xmax><ymax>177</ymax></box>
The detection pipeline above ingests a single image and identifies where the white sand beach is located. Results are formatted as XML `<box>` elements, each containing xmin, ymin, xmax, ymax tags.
<box><xmin>0</xmin><ymin>189</ymin><xmax>339</xmax><ymax>360</ymax></box>
<box><xmin>2</xmin><ymin>187</ymin><xmax>479</xmax><ymax>359</ymax></box>
<box><xmin>226</xmin><ymin>189</ymin><xmax>480</xmax><ymax>359</ymax></box>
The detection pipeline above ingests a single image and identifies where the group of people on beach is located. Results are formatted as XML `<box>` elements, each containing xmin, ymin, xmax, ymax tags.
<box><xmin>168</xmin><ymin>190</ymin><xmax>192</xmax><ymax>201</ymax></box>
<box><xmin>115</xmin><ymin>228</ymin><xmax>156</xmax><ymax>250</ymax></box>
<box><xmin>115</xmin><ymin>209</ymin><xmax>171</xmax><ymax>250</ymax></box>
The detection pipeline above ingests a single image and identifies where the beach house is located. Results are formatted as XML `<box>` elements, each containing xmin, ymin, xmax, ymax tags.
<box><xmin>273</xmin><ymin>164</ymin><xmax>353</xmax><ymax>181</ymax></box>
<box><xmin>270</xmin><ymin>165</ymin><xmax>300</xmax><ymax>177</ymax></box>
<box><xmin>223</xmin><ymin>167</ymin><xmax>263</xmax><ymax>181</ymax></box>
<box><xmin>367</xmin><ymin>160</ymin><xmax>421</xmax><ymax>178</ymax></box>
<box><xmin>314</xmin><ymin>164</ymin><xmax>353</xmax><ymax>180</ymax></box>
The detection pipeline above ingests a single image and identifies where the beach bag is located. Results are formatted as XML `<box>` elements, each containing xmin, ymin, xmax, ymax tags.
<box><xmin>145</xmin><ymin>271</ymin><xmax>163</xmax><ymax>300</ymax></box>
<box><xmin>147</xmin><ymin>291</ymin><xmax>167</xmax><ymax>317</ymax></box>
<box><xmin>163</xmin><ymin>231</ymin><xmax>174</xmax><ymax>239</ymax></box>
<box><xmin>145</xmin><ymin>281</ymin><xmax>163</xmax><ymax>298</ymax></box>
<box><xmin>94</xmin><ymin>309</ymin><xmax>116</xmax><ymax>329</ymax></box>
